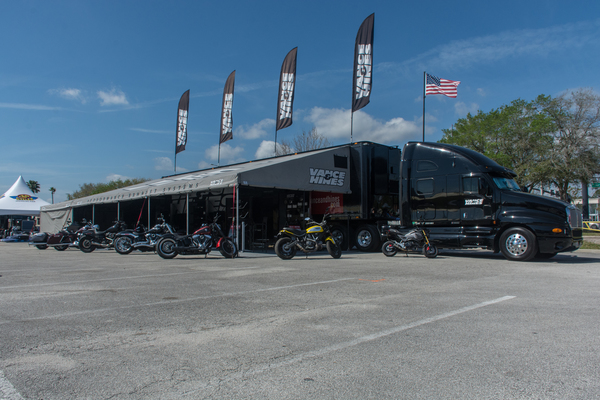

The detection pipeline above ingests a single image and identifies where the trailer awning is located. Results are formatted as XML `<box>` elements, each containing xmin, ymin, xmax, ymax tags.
<box><xmin>41</xmin><ymin>146</ymin><xmax>352</xmax><ymax>212</ymax></box>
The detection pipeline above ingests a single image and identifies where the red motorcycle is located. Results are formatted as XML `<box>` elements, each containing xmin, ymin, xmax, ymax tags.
<box><xmin>155</xmin><ymin>214</ymin><xmax>237</xmax><ymax>259</ymax></box>
<box><xmin>31</xmin><ymin>220</ymin><xmax>91</xmax><ymax>251</ymax></box>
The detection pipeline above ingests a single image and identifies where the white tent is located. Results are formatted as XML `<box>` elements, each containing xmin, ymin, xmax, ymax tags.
<box><xmin>0</xmin><ymin>176</ymin><xmax>50</xmax><ymax>216</ymax></box>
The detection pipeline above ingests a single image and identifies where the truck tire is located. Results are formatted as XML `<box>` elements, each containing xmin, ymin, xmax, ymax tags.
<box><xmin>355</xmin><ymin>225</ymin><xmax>380</xmax><ymax>252</ymax></box>
<box><xmin>499</xmin><ymin>227</ymin><xmax>537</xmax><ymax>261</ymax></box>
<box><xmin>329</xmin><ymin>225</ymin><xmax>348</xmax><ymax>250</ymax></box>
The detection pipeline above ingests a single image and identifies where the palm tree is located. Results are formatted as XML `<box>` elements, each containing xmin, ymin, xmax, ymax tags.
<box><xmin>27</xmin><ymin>180</ymin><xmax>40</xmax><ymax>193</ymax></box>
<box><xmin>49</xmin><ymin>187</ymin><xmax>56</xmax><ymax>204</ymax></box>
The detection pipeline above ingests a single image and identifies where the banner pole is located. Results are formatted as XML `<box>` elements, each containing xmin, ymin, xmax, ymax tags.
<box><xmin>350</xmin><ymin>112</ymin><xmax>354</xmax><ymax>143</ymax></box>
<box><xmin>422</xmin><ymin>71</ymin><xmax>426</xmax><ymax>142</ymax></box>
<box><xmin>274</xmin><ymin>130</ymin><xmax>278</xmax><ymax>156</ymax></box>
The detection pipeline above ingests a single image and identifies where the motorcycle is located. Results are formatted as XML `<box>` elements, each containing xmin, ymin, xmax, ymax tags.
<box><xmin>381</xmin><ymin>223</ymin><xmax>438</xmax><ymax>258</ymax></box>
<box><xmin>274</xmin><ymin>214</ymin><xmax>341</xmax><ymax>260</ymax></box>
<box><xmin>113</xmin><ymin>217</ymin><xmax>175</xmax><ymax>255</ymax></box>
<box><xmin>31</xmin><ymin>220</ymin><xmax>89</xmax><ymax>251</ymax></box>
<box><xmin>77</xmin><ymin>220</ymin><xmax>128</xmax><ymax>253</ymax></box>
<box><xmin>155</xmin><ymin>214</ymin><xmax>237</xmax><ymax>259</ymax></box>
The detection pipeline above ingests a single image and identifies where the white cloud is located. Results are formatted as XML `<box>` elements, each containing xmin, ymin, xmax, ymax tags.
<box><xmin>477</xmin><ymin>88</ymin><xmax>486</xmax><ymax>97</ymax></box>
<box><xmin>106</xmin><ymin>174</ymin><xmax>130</xmax><ymax>182</ymax></box>
<box><xmin>304</xmin><ymin>107</ymin><xmax>422</xmax><ymax>144</ymax></box>
<box><xmin>454</xmin><ymin>101</ymin><xmax>479</xmax><ymax>117</ymax></box>
<box><xmin>235</xmin><ymin>118</ymin><xmax>275</xmax><ymax>139</ymax></box>
<box><xmin>255</xmin><ymin>140</ymin><xmax>281</xmax><ymax>159</ymax></box>
<box><xmin>49</xmin><ymin>88</ymin><xmax>87</xmax><ymax>103</ymax></box>
<box><xmin>97</xmin><ymin>88</ymin><xmax>129</xmax><ymax>106</ymax></box>
<box><xmin>154</xmin><ymin>157</ymin><xmax>173</xmax><ymax>171</ymax></box>
<box><xmin>204</xmin><ymin>143</ymin><xmax>246</xmax><ymax>164</ymax></box>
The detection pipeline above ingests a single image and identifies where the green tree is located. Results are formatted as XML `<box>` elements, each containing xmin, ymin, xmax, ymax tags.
<box><xmin>534</xmin><ymin>89</ymin><xmax>600</xmax><ymax>201</ymax></box>
<box><xmin>67</xmin><ymin>178</ymin><xmax>149</xmax><ymax>200</ymax></box>
<box><xmin>440</xmin><ymin>99</ymin><xmax>554</xmax><ymax>190</ymax></box>
<box><xmin>49</xmin><ymin>187</ymin><xmax>56</xmax><ymax>204</ymax></box>
<box><xmin>27</xmin><ymin>180</ymin><xmax>41</xmax><ymax>193</ymax></box>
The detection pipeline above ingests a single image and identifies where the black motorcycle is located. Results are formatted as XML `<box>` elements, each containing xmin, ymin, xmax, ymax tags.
<box><xmin>78</xmin><ymin>220</ymin><xmax>127</xmax><ymax>253</ymax></box>
<box><xmin>113</xmin><ymin>217</ymin><xmax>175</xmax><ymax>255</ymax></box>
<box><xmin>155</xmin><ymin>214</ymin><xmax>237</xmax><ymax>259</ymax></box>
<box><xmin>381</xmin><ymin>224</ymin><xmax>438</xmax><ymax>258</ymax></box>
<box><xmin>274</xmin><ymin>214</ymin><xmax>341</xmax><ymax>260</ymax></box>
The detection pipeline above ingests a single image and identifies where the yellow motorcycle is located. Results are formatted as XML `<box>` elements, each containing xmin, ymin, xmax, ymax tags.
<box><xmin>274</xmin><ymin>214</ymin><xmax>341</xmax><ymax>260</ymax></box>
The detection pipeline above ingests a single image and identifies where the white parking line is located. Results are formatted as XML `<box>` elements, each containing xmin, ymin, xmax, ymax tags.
<box><xmin>201</xmin><ymin>295</ymin><xmax>517</xmax><ymax>388</ymax></box>
<box><xmin>0</xmin><ymin>370</ymin><xmax>23</xmax><ymax>400</ymax></box>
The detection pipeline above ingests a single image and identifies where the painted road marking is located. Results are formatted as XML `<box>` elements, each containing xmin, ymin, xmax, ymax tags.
<box><xmin>0</xmin><ymin>370</ymin><xmax>23</xmax><ymax>400</ymax></box>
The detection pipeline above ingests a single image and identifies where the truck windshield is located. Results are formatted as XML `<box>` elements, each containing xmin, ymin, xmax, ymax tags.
<box><xmin>492</xmin><ymin>177</ymin><xmax>521</xmax><ymax>191</ymax></box>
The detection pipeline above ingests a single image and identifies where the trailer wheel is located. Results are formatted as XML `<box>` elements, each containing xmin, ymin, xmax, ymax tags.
<box><xmin>329</xmin><ymin>225</ymin><xmax>348</xmax><ymax>250</ymax></box>
<box><xmin>499</xmin><ymin>227</ymin><xmax>537</xmax><ymax>261</ymax></box>
<box><xmin>355</xmin><ymin>225</ymin><xmax>380</xmax><ymax>252</ymax></box>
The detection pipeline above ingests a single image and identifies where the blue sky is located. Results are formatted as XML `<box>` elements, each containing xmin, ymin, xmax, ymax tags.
<box><xmin>2</xmin><ymin>0</ymin><xmax>600</xmax><ymax>203</ymax></box>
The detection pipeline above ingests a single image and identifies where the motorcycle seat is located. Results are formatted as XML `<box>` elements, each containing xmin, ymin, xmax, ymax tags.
<box><xmin>283</xmin><ymin>228</ymin><xmax>305</xmax><ymax>236</ymax></box>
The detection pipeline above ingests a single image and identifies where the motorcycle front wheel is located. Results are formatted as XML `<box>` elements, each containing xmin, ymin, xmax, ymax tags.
<box><xmin>381</xmin><ymin>240</ymin><xmax>397</xmax><ymax>257</ymax></box>
<box><xmin>274</xmin><ymin>237</ymin><xmax>297</xmax><ymax>260</ymax></box>
<box><xmin>79</xmin><ymin>237</ymin><xmax>95</xmax><ymax>253</ymax></box>
<box><xmin>326</xmin><ymin>241</ymin><xmax>342</xmax><ymax>259</ymax></box>
<box><xmin>423</xmin><ymin>243</ymin><xmax>438</xmax><ymax>258</ymax></box>
<box><xmin>114</xmin><ymin>237</ymin><xmax>133</xmax><ymax>255</ymax></box>
<box><xmin>218</xmin><ymin>238</ymin><xmax>237</xmax><ymax>258</ymax></box>
<box><xmin>156</xmin><ymin>238</ymin><xmax>178</xmax><ymax>259</ymax></box>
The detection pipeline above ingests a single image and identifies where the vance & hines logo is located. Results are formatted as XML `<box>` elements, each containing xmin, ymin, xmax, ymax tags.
<box><xmin>309</xmin><ymin>168</ymin><xmax>346</xmax><ymax>187</ymax></box>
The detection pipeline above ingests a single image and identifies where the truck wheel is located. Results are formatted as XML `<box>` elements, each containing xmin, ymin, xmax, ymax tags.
<box><xmin>330</xmin><ymin>225</ymin><xmax>348</xmax><ymax>250</ymax></box>
<box><xmin>275</xmin><ymin>237</ymin><xmax>297</xmax><ymax>260</ymax></box>
<box><xmin>355</xmin><ymin>225</ymin><xmax>380</xmax><ymax>252</ymax></box>
<box><xmin>499</xmin><ymin>227</ymin><xmax>537</xmax><ymax>261</ymax></box>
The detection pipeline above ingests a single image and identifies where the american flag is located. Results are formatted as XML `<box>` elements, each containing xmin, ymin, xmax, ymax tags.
<box><xmin>425</xmin><ymin>73</ymin><xmax>460</xmax><ymax>98</ymax></box>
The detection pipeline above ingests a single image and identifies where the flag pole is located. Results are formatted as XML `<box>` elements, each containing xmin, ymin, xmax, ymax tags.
<box><xmin>422</xmin><ymin>71</ymin><xmax>426</xmax><ymax>142</ymax></box>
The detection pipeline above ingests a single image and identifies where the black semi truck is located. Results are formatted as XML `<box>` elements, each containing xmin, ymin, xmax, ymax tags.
<box><xmin>329</xmin><ymin>141</ymin><xmax>583</xmax><ymax>261</ymax></box>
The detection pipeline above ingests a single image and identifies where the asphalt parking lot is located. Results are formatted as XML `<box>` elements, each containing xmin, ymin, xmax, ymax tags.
<box><xmin>1</xmin><ymin>243</ymin><xmax>599</xmax><ymax>400</ymax></box>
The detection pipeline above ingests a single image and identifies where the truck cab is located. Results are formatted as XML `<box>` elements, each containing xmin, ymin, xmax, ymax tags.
<box><xmin>399</xmin><ymin>142</ymin><xmax>583</xmax><ymax>261</ymax></box>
